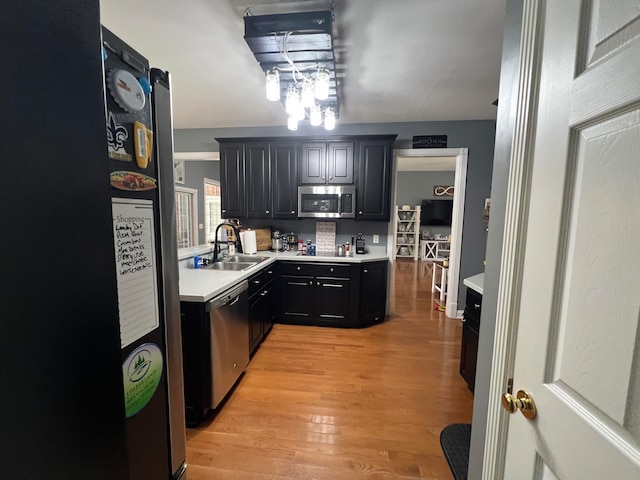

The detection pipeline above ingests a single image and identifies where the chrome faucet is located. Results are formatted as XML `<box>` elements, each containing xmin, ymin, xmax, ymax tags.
<box><xmin>213</xmin><ymin>221</ymin><xmax>243</xmax><ymax>261</ymax></box>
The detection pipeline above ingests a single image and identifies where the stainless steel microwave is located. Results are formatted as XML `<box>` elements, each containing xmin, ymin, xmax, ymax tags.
<box><xmin>297</xmin><ymin>185</ymin><xmax>356</xmax><ymax>218</ymax></box>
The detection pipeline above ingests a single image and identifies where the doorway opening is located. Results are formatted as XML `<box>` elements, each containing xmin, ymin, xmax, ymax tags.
<box><xmin>388</xmin><ymin>148</ymin><xmax>468</xmax><ymax>318</ymax></box>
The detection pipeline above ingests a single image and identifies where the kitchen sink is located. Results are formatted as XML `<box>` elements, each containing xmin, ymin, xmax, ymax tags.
<box><xmin>204</xmin><ymin>262</ymin><xmax>257</xmax><ymax>271</ymax></box>
<box><xmin>224</xmin><ymin>254</ymin><xmax>269</xmax><ymax>263</ymax></box>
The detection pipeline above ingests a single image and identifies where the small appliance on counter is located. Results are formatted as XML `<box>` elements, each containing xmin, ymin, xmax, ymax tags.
<box><xmin>284</xmin><ymin>232</ymin><xmax>298</xmax><ymax>251</ymax></box>
<box><xmin>271</xmin><ymin>230</ymin><xmax>284</xmax><ymax>251</ymax></box>
<box><xmin>356</xmin><ymin>233</ymin><xmax>366</xmax><ymax>254</ymax></box>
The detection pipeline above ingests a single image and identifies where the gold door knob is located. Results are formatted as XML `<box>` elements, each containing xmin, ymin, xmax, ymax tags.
<box><xmin>501</xmin><ymin>390</ymin><xmax>537</xmax><ymax>420</ymax></box>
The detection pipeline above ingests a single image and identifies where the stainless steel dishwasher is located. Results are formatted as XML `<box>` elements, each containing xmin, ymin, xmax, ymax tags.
<box><xmin>206</xmin><ymin>280</ymin><xmax>249</xmax><ymax>409</ymax></box>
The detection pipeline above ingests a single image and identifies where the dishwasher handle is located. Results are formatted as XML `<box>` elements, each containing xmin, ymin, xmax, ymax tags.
<box><xmin>206</xmin><ymin>280</ymin><xmax>249</xmax><ymax>311</ymax></box>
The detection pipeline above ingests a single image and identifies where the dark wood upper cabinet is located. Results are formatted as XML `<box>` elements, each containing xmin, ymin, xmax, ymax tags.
<box><xmin>218</xmin><ymin>135</ymin><xmax>395</xmax><ymax>221</ymax></box>
<box><xmin>300</xmin><ymin>141</ymin><xmax>354</xmax><ymax>185</ymax></box>
<box><xmin>327</xmin><ymin>142</ymin><xmax>354</xmax><ymax>184</ymax></box>
<box><xmin>271</xmin><ymin>142</ymin><xmax>298</xmax><ymax>219</ymax></box>
<box><xmin>355</xmin><ymin>138</ymin><xmax>394</xmax><ymax>221</ymax></box>
<box><xmin>299</xmin><ymin>142</ymin><xmax>327</xmax><ymax>184</ymax></box>
<box><xmin>219</xmin><ymin>142</ymin><xmax>245</xmax><ymax>218</ymax></box>
<box><xmin>245</xmin><ymin>142</ymin><xmax>271</xmax><ymax>218</ymax></box>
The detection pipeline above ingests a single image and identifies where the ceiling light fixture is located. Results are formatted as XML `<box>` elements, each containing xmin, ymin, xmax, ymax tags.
<box><xmin>265</xmin><ymin>69</ymin><xmax>280</xmax><ymax>101</ymax></box>
<box><xmin>310</xmin><ymin>104</ymin><xmax>322</xmax><ymax>126</ymax></box>
<box><xmin>324</xmin><ymin>107</ymin><xmax>335</xmax><ymax>130</ymax></box>
<box><xmin>244</xmin><ymin>10</ymin><xmax>340</xmax><ymax>130</ymax></box>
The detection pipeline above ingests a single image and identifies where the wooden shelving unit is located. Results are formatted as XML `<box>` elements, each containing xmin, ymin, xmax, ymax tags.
<box><xmin>393</xmin><ymin>205</ymin><xmax>420</xmax><ymax>260</ymax></box>
<box><xmin>420</xmin><ymin>239</ymin><xmax>451</xmax><ymax>261</ymax></box>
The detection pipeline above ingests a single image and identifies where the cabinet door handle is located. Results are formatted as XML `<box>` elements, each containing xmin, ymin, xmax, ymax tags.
<box><xmin>359</xmin><ymin>211</ymin><xmax>363</xmax><ymax>215</ymax></box>
<box><xmin>329</xmin><ymin>176</ymin><xmax>333</xmax><ymax>180</ymax></box>
<box><xmin>461</xmin><ymin>318</ymin><xmax>467</xmax><ymax>323</ymax></box>
<box><xmin>267</xmin><ymin>270</ymin><xmax>273</xmax><ymax>275</ymax></box>
<box><xmin>322</xmin><ymin>176</ymin><xmax>325</xmax><ymax>180</ymax></box>
<box><xmin>261</xmin><ymin>291</ymin><xmax>268</xmax><ymax>296</ymax></box>
<box><xmin>291</xmin><ymin>210</ymin><xmax>296</xmax><ymax>214</ymax></box>
<box><xmin>297</xmin><ymin>266</ymin><xmax>301</xmax><ymax>271</ymax></box>
<box><xmin>266</xmin><ymin>210</ymin><xmax>270</xmax><ymax>214</ymax></box>
<box><xmin>253</xmin><ymin>280</ymin><xmax>261</xmax><ymax>284</ymax></box>
<box><xmin>474</xmin><ymin>304</ymin><xmax>481</xmax><ymax>309</ymax></box>
<box><xmin>222</xmin><ymin>209</ymin><xmax>227</xmax><ymax>213</ymax></box>
<box><xmin>330</xmin><ymin>267</ymin><xmax>334</xmax><ymax>272</ymax></box>
<box><xmin>363</xmin><ymin>269</ymin><xmax>368</xmax><ymax>273</ymax></box>
<box><xmin>317</xmin><ymin>282</ymin><xmax>320</xmax><ymax>286</ymax></box>
<box><xmin>309</xmin><ymin>281</ymin><xmax>313</xmax><ymax>285</ymax></box>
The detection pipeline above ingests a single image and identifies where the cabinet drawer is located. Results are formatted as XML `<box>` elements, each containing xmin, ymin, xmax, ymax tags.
<box><xmin>248</xmin><ymin>264</ymin><xmax>276</xmax><ymax>297</ymax></box>
<box><xmin>279</xmin><ymin>262</ymin><xmax>351</xmax><ymax>278</ymax></box>
<box><xmin>464</xmin><ymin>288</ymin><xmax>482</xmax><ymax>323</ymax></box>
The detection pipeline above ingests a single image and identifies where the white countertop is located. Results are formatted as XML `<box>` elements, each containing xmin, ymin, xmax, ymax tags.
<box><xmin>179</xmin><ymin>248</ymin><xmax>389</xmax><ymax>303</ymax></box>
<box><xmin>463</xmin><ymin>273</ymin><xmax>484</xmax><ymax>294</ymax></box>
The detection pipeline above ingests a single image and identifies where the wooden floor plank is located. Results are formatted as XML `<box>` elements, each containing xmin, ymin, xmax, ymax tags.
<box><xmin>185</xmin><ymin>259</ymin><xmax>473</xmax><ymax>479</ymax></box>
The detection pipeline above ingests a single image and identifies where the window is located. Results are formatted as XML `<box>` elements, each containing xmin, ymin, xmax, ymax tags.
<box><xmin>204</xmin><ymin>178</ymin><xmax>222</xmax><ymax>244</ymax></box>
<box><xmin>175</xmin><ymin>186</ymin><xmax>198</xmax><ymax>248</ymax></box>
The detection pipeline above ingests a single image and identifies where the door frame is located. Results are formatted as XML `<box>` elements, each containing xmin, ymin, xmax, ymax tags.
<box><xmin>388</xmin><ymin>147</ymin><xmax>468</xmax><ymax>319</ymax></box>
<box><xmin>481</xmin><ymin>0</ymin><xmax>544</xmax><ymax>477</ymax></box>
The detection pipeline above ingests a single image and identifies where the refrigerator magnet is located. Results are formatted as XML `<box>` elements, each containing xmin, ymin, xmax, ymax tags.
<box><xmin>107</xmin><ymin>112</ymin><xmax>132</xmax><ymax>162</ymax></box>
<box><xmin>133</xmin><ymin>121</ymin><xmax>154</xmax><ymax>169</ymax></box>
<box><xmin>107</xmin><ymin>68</ymin><xmax>145</xmax><ymax>113</ymax></box>
<box><xmin>110</xmin><ymin>171</ymin><xmax>157</xmax><ymax>191</ymax></box>
<box><xmin>122</xmin><ymin>343</ymin><xmax>163</xmax><ymax>418</ymax></box>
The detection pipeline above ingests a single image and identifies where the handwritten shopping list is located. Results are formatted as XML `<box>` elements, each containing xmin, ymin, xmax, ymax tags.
<box><xmin>112</xmin><ymin>198</ymin><xmax>159</xmax><ymax>348</ymax></box>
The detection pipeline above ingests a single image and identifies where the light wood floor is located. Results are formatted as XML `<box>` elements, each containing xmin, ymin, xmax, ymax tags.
<box><xmin>185</xmin><ymin>259</ymin><xmax>473</xmax><ymax>479</ymax></box>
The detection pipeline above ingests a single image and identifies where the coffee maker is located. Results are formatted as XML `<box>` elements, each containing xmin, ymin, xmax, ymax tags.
<box><xmin>285</xmin><ymin>233</ymin><xmax>298</xmax><ymax>251</ymax></box>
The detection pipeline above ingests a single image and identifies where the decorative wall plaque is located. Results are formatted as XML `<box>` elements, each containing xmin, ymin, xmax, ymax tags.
<box><xmin>412</xmin><ymin>135</ymin><xmax>448</xmax><ymax>148</ymax></box>
<box><xmin>434</xmin><ymin>185</ymin><xmax>454</xmax><ymax>197</ymax></box>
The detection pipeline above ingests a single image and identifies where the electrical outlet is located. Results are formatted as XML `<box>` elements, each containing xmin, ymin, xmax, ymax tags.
<box><xmin>372</xmin><ymin>234</ymin><xmax>379</xmax><ymax>244</ymax></box>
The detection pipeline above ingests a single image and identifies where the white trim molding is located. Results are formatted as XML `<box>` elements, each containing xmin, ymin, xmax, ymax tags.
<box><xmin>482</xmin><ymin>0</ymin><xmax>544</xmax><ymax>478</ymax></box>
<box><xmin>174</xmin><ymin>151</ymin><xmax>220</xmax><ymax>161</ymax></box>
<box><xmin>390</xmin><ymin>147</ymin><xmax>468</xmax><ymax>319</ymax></box>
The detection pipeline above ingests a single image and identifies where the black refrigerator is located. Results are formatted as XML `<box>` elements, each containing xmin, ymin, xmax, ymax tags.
<box><xmin>0</xmin><ymin>3</ymin><xmax>186</xmax><ymax>479</ymax></box>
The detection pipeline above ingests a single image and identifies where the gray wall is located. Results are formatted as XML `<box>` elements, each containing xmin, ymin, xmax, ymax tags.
<box><xmin>396</xmin><ymin>170</ymin><xmax>456</xmax><ymax>238</ymax></box>
<box><xmin>179</xmin><ymin>160</ymin><xmax>219</xmax><ymax>245</ymax></box>
<box><xmin>468</xmin><ymin>0</ymin><xmax>522</xmax><ymax>478</ymax></box>
<box><xmin>174</xmin><ymin>119</ymin><xmax>495</xmax><ymax>306</ymax></box>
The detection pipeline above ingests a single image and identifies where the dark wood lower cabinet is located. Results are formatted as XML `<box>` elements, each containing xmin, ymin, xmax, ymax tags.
<box><xmin>358</xmin><ymin>260</ymin><xmax>388</xmax><ymax>324</ymax></box>
<box><xmin>277</xmin><ymin>261</ymin><xmax>387</xmax><ymax>328</ymax></box>
<box><xmin>460</xmin><ymin>319</ymin><xmax>479</xmax><ymax>392</ymax></box>
<box><xmin>459</xmin><ymin>287</ymin><xmax>482</xmax><ymax>392</ymax></box>
<box><xmin>248</xmin><ymin>265</ymin><xmax>276</xmax><ymax>355</ymax></box>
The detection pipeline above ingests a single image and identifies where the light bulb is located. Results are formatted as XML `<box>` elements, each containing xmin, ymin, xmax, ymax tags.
<box><xmin>285</xmin><ymin>87</ymin><xmax>300</xmax><ymax>116</ymax></box>
<box><xmin>310</xmin><ymin>104</ymin><xmax>322</xmax><ymax>126</ymax></box>
<box><xmin>301</xmin><ymin>81</ymin><xmax>315</xmax><ymax>108</ymax></box>
<box><xmin>314</xmin><ymin>69</ymin><xmax>330</xmax><ymax>100</ymax></box>
<box><xmin>324</xmin><ymin>107</ymin><xmax>335</xmax><ymax>130</ymax></box>
<box><xmin>287</xmin><ymin>115</ymin><xmax>298</xmax><ymax>131</ymax></box>
<box><xmin>265</xmin><ymin>69</ymin><xmax>280</xmax><ymax>101</ymax></box>
<box><xmin>296</xmin><ymin>103</ymin><xmax>305</xmax><ymax>121</ymax></box>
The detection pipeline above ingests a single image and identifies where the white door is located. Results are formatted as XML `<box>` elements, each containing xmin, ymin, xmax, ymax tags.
<box><xmin>503</xmin><ymin>0</ymin><xmax>640</xmax><ymax>478</ymax></box>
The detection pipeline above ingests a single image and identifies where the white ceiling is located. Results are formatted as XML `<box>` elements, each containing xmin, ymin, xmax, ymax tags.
<box><xmin>100</xmin><ymin>0</ymin><xmax>506</xmax><ymax>130</ymax></box>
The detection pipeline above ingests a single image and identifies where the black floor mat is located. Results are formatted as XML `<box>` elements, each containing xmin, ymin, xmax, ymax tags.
<box><xmin>440</xmin><ymin>423</ymin><xmax>472</xmax><ymax>480</ymax></box>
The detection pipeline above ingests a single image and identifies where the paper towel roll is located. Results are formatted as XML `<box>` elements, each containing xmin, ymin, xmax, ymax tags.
<box><xmin>240</xmin><ymin>230</ymin><xmax>257</xmax><ymax>254</ymax></box>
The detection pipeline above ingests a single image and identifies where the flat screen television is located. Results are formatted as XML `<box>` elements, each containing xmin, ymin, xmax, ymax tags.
<box><xmin>421</xmin><ymin>199</ymin><xmax>453</xmax><ymax>226</ymax></box>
